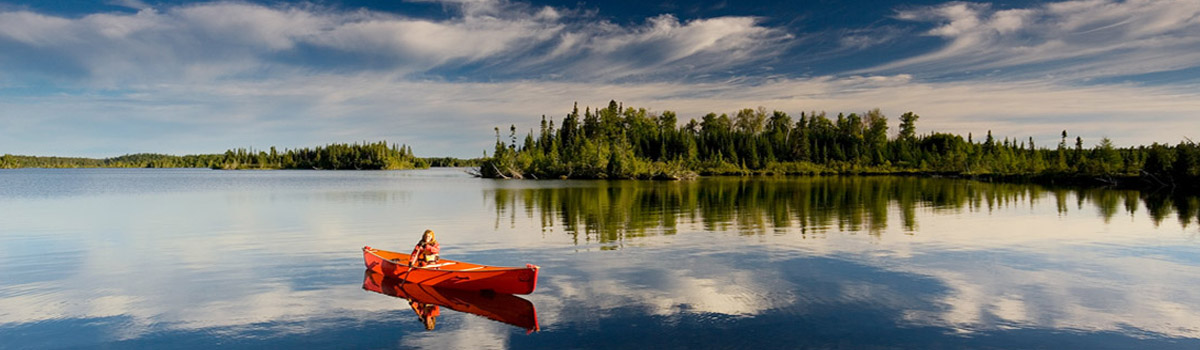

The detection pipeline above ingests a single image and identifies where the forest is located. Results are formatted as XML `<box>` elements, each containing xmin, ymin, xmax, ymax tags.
<box><xmin>480</xmin><ymin>101</ymin><xmax>1199</xmax><ymax>190</ymax></box>
<box><xmin>211</xmin><ymin>141</ymin><xmax>427</xmax><ymax>170</ymax></box>
<box><xmin>0</xmin><ymin>141</ymin><xmax>432</xmax><ymax>170</ymax></box>
<box><xmin>0</xmin><ymin>153</ymin><xmax>222</xmax><ymax>169</ymax></box>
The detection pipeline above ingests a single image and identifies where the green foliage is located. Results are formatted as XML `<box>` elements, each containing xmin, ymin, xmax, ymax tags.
<box><xmin>213</xmin><ymin>141</ymin><xmax>429</xmax><ymax>170</ymax></box>
<box><xmin>0</xmin><ymin>153</ymin><xmax>223</xmax><ymax>169</ymax></box>
<box><xmin>2</xmin><ymin>141</ymin><xmax>442</xmax><ymax>171</ymax></box>
<box><xmin>422</xmin><ymin>157</ymin><xmax>483</xmax><ymax>167</ymax></box>
<box><xmin>479</xmin><ymin>101</ymin><xmax>1199</xmax><ymax>190</ymax></box>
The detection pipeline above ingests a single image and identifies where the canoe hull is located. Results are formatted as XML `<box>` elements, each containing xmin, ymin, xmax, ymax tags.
<box><xmin>362</xmin><ymin>270</ymin><xmax>539</xmax><ymax>332</ymax></box>
<box><xmin>362</xmin><ymin>246</ymin><xmax>539</xmax><ymax>295</ymax></box>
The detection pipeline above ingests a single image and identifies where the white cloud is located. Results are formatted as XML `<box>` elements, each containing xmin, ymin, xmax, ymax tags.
<box><xmin>3</xmin><ymin>71</ymin><xmax>1199</xmax><ymax>157</ymax></box>
<box><xmin>0</xmin><ymin>11</ymin><xmax>74</xmax><ymax>45</ymax></box>
<box><xmin>554</xmin><ymin>15</ymin><xmax>789</xmax><ymax>79</ymax></box>
<box><xmin>108</xmin><ymin>0</ymin><xmax>151</xmax><ymax>11</ymax></box>
<box><xmin>172</xmin><ymin>3</ymin><xmax>327</xmax><ymax>51</ymax></box>
<box><xmin>868</xmin><ymin>0</ymin><xmax>1200</xmax><ymax>80</ymax></box>
<box><xmin>0</xmin><ymin>1</ymin><xmax>785</xmax><ymax>85</ymax></box>
<box><xmin>0</xmin><ymin>0</ymin><xmax>1198</xmax><ymax>158</ymax></box>
<box><xmin>311</xmin><ymin>14</ymin><xmax>560</xmax><ymax>67</ymax></box>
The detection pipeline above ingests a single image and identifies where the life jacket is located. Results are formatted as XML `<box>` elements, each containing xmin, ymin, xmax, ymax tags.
<box><xmin>418</xmin><ymin>242</ymin><xmax>440</xmax><ymax>262</ymax></box>
<box><xmin>410</xmin><ymin>242</ymin><xmax>440</xmax><ymax>266</ymax></box>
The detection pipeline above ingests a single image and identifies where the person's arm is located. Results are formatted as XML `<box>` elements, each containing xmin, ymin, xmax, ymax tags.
<box><xmin>408</xmin><ymin>245</ymin><xmax>420</xmax><ymax>265</ymax></box>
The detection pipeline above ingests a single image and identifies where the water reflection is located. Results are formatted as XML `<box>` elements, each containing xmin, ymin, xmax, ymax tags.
<box><xmin>362</xmin><ymin>270</ymin><xmax>539</xmax><ymax>333</ymax></box>
<box><xmin>523</xmin><ymin>248</ymin><xmax>1200</xmax><ymax>349</ymax></box>
<box><xmin>490</xmin><ymin>176</ymin><xmax>1200</xmax><ymax>246</ymax></box>
<box><xmin>486</xmin><ymin>176</ymin><xmax>1200</xmax><ymax>348</ymax></box>
<box><xmin>2</xmin><ymin>170</ymin><xmax>1198</xmax><ymax>348</ymax></box>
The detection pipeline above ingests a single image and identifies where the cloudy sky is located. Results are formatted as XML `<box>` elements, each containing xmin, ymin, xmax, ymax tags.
<box><xmin>1</xmin><ymin>0</ymin><xmax>1198</xmax><ymax>158</ymax></box>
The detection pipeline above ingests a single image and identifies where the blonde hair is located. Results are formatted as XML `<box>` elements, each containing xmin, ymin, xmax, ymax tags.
<box><xmin>422</xmin><ymin>229</ymin><xmax>437</xmax><ymax>245</ymax></box>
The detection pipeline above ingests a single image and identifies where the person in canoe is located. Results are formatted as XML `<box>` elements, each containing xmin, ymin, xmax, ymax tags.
<box><xmin>410</xmin><ymin>300</ymin><xmax>440</xmax><ymax>330</ymax></box>
<box><xmin>408</xmin><ymin>229</ymin><xmax>440</xmax><ymax>267</ymax></box>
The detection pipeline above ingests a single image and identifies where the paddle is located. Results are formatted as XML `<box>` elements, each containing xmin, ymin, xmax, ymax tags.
<box><xmin>400</xmin><ymin>251</ymin><xmax>417</xmax><ymax>286</ymax></box>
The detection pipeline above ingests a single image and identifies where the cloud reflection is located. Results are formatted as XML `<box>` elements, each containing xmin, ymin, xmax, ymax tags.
<box><xmin>538</xmin><ymin>257</ymin><xmax>793</xmax><ymax>320</ymax></box>
<box><xmin>900</xmin><ymin>253</ymin><xmax>1200</xmax><ymax>338</ymax></box>
<box><xmin>2</xmin><ymin>172</ymin><xmax>1199</xmax><ymax>348</ymax></box>
<box><xmin>492</xmin><ymin>176</ymin><xmax>1200</xmax><ymax>341</ymax></box>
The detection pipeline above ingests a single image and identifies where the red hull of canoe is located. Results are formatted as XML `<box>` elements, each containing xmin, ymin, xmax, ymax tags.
<box><xmin>362</xmin><ymin>246</ymin><xmax>539</xmax><ymax>295</ymax></box>
<box><xmin>362</xmin><ymin>270</ymin><xmax>539</xmax><ymax>332</ymax></box>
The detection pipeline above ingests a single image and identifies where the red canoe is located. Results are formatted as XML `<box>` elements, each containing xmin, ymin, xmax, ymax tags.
<box><xmin>362</xmin><ymin>270</ymin><xmax>539</xmax><ymax>332</ymax></box>
<box><xmin>362</xmin><ymin>246</ymin><xmax>539</xmax><ymax>295</ymax></box>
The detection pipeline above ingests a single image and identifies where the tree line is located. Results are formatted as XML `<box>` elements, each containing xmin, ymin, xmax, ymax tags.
<box><xmin>423</xmin><ymin>157</ymin><xmax>485</xmax><ymax>167</ymax></box>
<box><xmin>1</xmin><ymin>141</ymin><xmax>436</xmax><ymax>170</ymax></box>
<box><xmin>213</xmin><ymin>141</ymin><xmax>427</xmax><ymax>170</ymax></box>
<box><xmin>0</xmin><ymin>153</ymin><xmax>223</xmax><ymax>169</ymax></box>
<box><xmin>480</xmin><ymin>101</ymin><xmax>1199</xmax><ymax>189</ymax></box>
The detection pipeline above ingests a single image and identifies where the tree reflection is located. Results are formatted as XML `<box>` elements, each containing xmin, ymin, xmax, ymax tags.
<box><xmin>489</xmin><ymin>177</ymin><xmax>1200</xmax><ymax>245</ymax></box>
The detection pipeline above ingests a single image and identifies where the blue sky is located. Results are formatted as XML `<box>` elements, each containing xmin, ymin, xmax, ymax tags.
<box><xmin>1</xmin><ymin>0</ymin><xmax>1198</xmax><ymax>158</ymax></box>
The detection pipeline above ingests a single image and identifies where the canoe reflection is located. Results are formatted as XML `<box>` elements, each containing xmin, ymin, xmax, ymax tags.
<box><xmin>362</xmin><ymin>270</ymin><xmax>539</xmax><ymax>333</ymax></box>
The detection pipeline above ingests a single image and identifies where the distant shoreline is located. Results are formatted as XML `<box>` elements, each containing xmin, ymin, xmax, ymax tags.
<box><xmin>1</xmin><ymin>141</ymin><xmax>482</xmax><ymax>171</ymax></box>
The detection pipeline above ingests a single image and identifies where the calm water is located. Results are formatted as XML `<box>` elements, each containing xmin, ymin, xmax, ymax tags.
<box><xmin>1</xmin><ymin>168</ymin><xmax>1199</xmax><ymax>349</ymax></box>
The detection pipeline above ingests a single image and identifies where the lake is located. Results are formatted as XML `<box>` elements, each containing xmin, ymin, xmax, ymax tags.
<box><xmin>1</xmin><ymin>168</ymin><xmax>1198</xmax><ymax>349</ymax></box>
